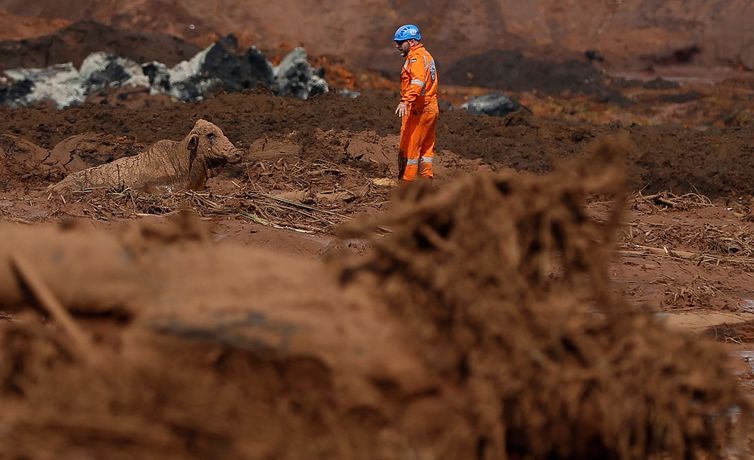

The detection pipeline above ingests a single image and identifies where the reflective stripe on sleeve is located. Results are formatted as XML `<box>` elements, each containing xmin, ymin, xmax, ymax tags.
<box><xmin>410</xmin><ymin>79</ymin><xmax>425</xmax><ymax>87</ymax></box>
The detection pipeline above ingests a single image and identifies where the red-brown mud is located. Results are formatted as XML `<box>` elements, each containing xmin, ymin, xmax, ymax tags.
<box><xmin>2</xmin><ymin>90</ymin><xmax>754</xmax><ymax>197</ymax></box>
<box><xmin>4</xmin><ymin>1</ymin><xmax>754</xmax><ymax>73</ymax></box>
<box><xmin>1</xmin><ymin>12</ymin><xmax>754</xmax><ymax>459</ymax></box>
<box><xmin>0</xmin><ymin>144</ymin><xmax>750</xmax><ymax>459</ymax></box>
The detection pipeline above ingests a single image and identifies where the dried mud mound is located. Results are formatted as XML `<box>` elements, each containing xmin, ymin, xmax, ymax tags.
<box><xmin>445</xmin><ymin>50</ymin><xmax>627</xmax><ymax>103</ymax></box>
<box><xmin>0</xmin><ymin>132</ymin><xmax>144</xmax><ymax>189</ymax></box>
<box><xmin>45</xmin><ymin>132</ymin><xmax>144</xmax><ymax>175</ymax></box>
<box><xmin>0</xmin><ymin>134</ymin><xmax>49</xmax><ymax>190</ymax></box>
<box><xmin>0</xmin><ymin>139</ymin><xmax>750</xmax><ymax>459</ymax></box>
<box><xmin>0</xmin><ymin>10</ymin><xmax>70</xmax><ymax>41</ymax></box>
<box><xmin>0</xmin><ymin>20</ymin><xmax>200</xmax><ymax>72</ymax></box>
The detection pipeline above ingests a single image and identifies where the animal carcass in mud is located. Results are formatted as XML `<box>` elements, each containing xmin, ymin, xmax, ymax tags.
<box><xmin>48</xmin><ymin>119</ymin><xmax>242</xmax><ymax>194</ymax></box>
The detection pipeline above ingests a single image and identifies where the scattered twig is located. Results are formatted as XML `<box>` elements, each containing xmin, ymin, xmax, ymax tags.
<box><xmin>9</xmin><ymin>254</ymin><xmax>98</xmax><ymax>365</ymax></box>
<box><xmin>259</xmin><ymin>192</ymin><xmax>344</xmax><ymax>217</ymax></box>
<box><xmin>618</xmin><ymin>243</ymin><xmax>754</xmax><ymax>270</ymax></box>
<box><xmin>633</xmin><ymin>190</ymin><xmax>713</xmax><ymax>213</ymax></box>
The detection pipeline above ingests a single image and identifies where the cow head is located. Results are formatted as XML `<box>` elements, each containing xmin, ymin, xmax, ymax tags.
<box><xmin>186</xmin><ymin>119</ymin><xmax>243</xmax><ymax>170</ymax></box>
<box><xmin>184</xmin><ymin>119</ymin><xmax>244</xmax><ymax>190</ymax></box>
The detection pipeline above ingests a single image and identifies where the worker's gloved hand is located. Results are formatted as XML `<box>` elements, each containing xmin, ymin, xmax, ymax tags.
<box><xmin>395</xmin><ymin>102</ymin><xmax>408</xmax><ymax>117</ymax></box>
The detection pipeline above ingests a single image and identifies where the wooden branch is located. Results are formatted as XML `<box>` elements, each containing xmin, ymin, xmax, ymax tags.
<box><xmin>10</xmin><ymin>254</ymin><xmax>98</xmax><ymax>365</ymax></box>
<box><xmin>618</xmin><ymin>244</ymin><xmax>754</xmax><ymax>266</ymax></box>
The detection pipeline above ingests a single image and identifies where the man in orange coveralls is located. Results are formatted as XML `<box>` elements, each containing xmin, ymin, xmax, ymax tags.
<box><xmin>393</xmin><ymin>24</ymin><xmax>439</xmax><ymax>182</ymax></box>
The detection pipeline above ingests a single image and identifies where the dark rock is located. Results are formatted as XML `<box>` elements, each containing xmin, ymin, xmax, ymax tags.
<box><xmin>461</xmin><ymin>93</ymin><xmax>521</xmax><ymax>117</ymax></box>
<box><xmin>273</xmin><ymin>47</ymin><xmax>328</xmax><ymax>99</ymax></box>
<box><xmin>245</xmin><ymin>47</ymin><xmax>276</xmax><ymax>87</ymax></box>
<box><xmin>657</xmin><ymin>45</ymin><xmax>702</xmax><ymax>65</ymax></box>
<box><xmin>167</xmin><ymin>36</ymin><xmax>277</xmax><ymax>102</ymax></box>
<box><xmin>585</xmin><ymin>49</ymin><xmax>605</xmax><ymax>62</ymax></box>
<box><xmin>199</xmin><ymin>35</ymin><xmax>274</xmax><ymax>93</ymax></box>
<box><xmin>0</xmin><ymin>78</ymin><xmax>33</xmax><ymax>105</ymax></box>
<box><xmin>3</xmin><ymin>63</ymin><xmax>84</xmax><ymax>107</ymax></box>
<box><xmin>142</xmin><ymin>62</ymin><xmax>171</xmax><ymax>92</ymax></box>
<box><xmin>0</xmin><ymin>36</ymin><xmax>325</xmax><ymax>107</ymax></box>
<box><xmin>81</xmin><ymin>53</ymin><xmax>137</xmax><ymax>93</ymax></box>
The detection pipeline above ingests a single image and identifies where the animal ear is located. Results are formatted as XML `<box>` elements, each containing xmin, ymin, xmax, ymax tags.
<box><xmin>188</xmin><ymin>134</ymin><xmax>198</xmax><ymax>151</ymax></box>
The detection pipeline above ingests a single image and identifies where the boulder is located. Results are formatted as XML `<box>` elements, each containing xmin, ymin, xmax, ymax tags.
<box><xmin>3</xmin><ymin>63</ymin><xmax>84</xmax><ymax>108</ymax></box>
<box><xmin>461</xmin><ymin>93</ymin><xmax>521</xmax><ymax>117</ymax></box>
<box><xmin>80</xmin><ymin>52</ymin><xmax>149</xmax><ymax>93</ymax></box>
<box><xmin>168</xmin><ymin>35</ymin><xmax>274</xmax><ymax>101</ymax></box>
<box><xmin>0</xmin><ymin>75</ymin><xmax>33</xmax><ymax>105</ymax></box>
<box><xmin>273</xmin><ymin>47</ymin><xmax>328</xmax><ymax>99</ymax></box>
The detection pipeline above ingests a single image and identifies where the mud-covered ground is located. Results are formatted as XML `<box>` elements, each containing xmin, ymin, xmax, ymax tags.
<box><xmin>1</xmin><ymin>2</ymin><xmax>754</xmax><ymax>454</ymax></box>
<box><xmin>2</xmin><ymin>66</ymin><xmax>754</xmax><ymax>459</ymax></box>
<box><xmin>3</xmin><ymin>88</ymin><xmax>748</xmax><ymax>320</ymax></box>
<box><xmin>3</xmin><ymin>87</ymin><xmax>754</xmax><ymax>196</ymax></box>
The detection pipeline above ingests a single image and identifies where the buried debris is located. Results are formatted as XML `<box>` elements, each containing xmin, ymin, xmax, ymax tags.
<box><xmin>0</xmin><ymin>137</ymin><xmax>750</xmax><ymax>458</ymax></box>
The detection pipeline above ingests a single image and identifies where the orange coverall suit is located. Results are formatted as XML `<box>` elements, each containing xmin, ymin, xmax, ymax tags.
<box><xmin>399</xmin><ymin>43</ymin><xmax>439</xmax><ymax>181</ymax></box>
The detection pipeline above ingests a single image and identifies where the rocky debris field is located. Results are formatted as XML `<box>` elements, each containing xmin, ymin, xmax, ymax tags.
<box><xmin>0</xmin><ymin>23</ymin><xmax>327</xmax><ymax>107</ymax></box>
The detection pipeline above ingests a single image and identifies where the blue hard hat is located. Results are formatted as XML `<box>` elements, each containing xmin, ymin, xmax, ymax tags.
<box><xmin>394</xmin><ymin>24</ymin><xmax>421</xmax><ymax>42</ymax></box>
